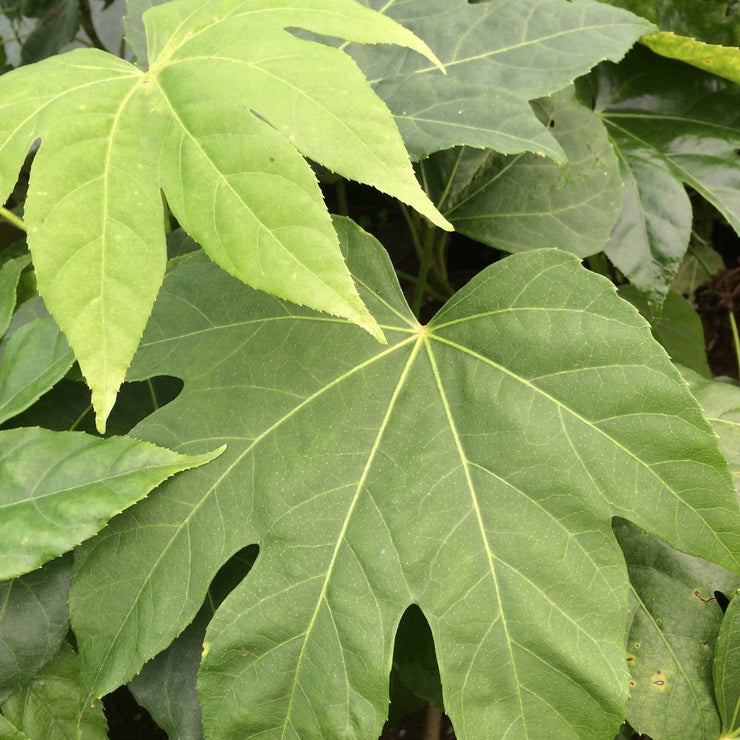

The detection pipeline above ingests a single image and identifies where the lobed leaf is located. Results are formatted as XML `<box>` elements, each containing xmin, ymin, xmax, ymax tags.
<box><xmin>423</xmin><ymin>88</ymin><xmax>623</xmax><ymax>256</ymax></box>
<box><xmin>0</xmin><ymin>0</ymin><xmax>449</xmax><ymax>431</ymax></box>
<box><xmin>69</xmin><ymin>219</ymin><xmax>740</xmax><ymax>738</ymax></box>
<box><xmin>0</xmin><ymin>427</ymin><xmax>223</xmax><ymax>579</ymax></box>
<box><xmin>345</xmin><ymin>0</ymin><xmax>654</xmax><ymax>160</ymax></box>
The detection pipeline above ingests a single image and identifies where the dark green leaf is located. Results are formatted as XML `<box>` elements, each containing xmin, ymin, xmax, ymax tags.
<box><xmin>0</xmin><ymin>427</ymin><xmax>223</xmax><ymax>579</ymax></box>
<box><xmin>346</xmin><ymin>0</ymin><xmax>653</xmax><ymax>159</ymax></box>
<box><xmin>1</xmin><ymin>644</ymin><xmax>107</xmax><ymax>740</ymax></box>
<box><xmin>20</xmin><ymin>0</ymin><xmax>78</xmax><ymax>65</ymax></box>
<box><xmin>427</xmin><ymin>88</ymin><xmax>623</xmax><ymax>256</ymax></box>
<box><xmin>594</xmin><ymin>47</ymin><xmax>740</xmax><ymax>302</ymax></box>
<box><xmin>671</xmin><ymin>243</ymin><xmax>724</xmax><ymax>299</ymax></box>
<box><xmin>69</xmin><ymin>219</ymin><xmax>740</xmax><ymax>737</ymax></box>
<box><xmin>0</xmin><ymin>557</ymin><xmax>70</xmax><ymax>703</ymax></box>
<box><xmin>618</xmin><ymin>285</ymin><xmax>711</xmax><ymax>377</ymax></box>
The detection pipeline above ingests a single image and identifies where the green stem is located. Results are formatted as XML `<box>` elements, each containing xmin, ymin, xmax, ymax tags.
<box><xmin>78</xmin><ymin>0</ymin><xmax>109</xmax><ymax>53</ymax></box>
<box><xmin>400</xmin><ymin>204</ymin><xmax>423</xmax><ymax>262</ymax></box>
<box><xmin>147</xmin><ymin>378</ymin><xmax>159</xmax><ymax>411</ymax></box>
<box><xmin>688</xmin><ymin>242</ymin><xmax>714</xmax><ymax>276</ymax></box>
<box><xmin>69</xmin><ymin>404</ymin><xmax>93</xmax><ymax>432</ymax></box>
<box><xmin>0</xmin><ymin>206</ymin><xmax>25</xmax><ymax>232</ymax></box>
<box><xmin>730</xmin><ymin>311</ymin><xmax>740</xmax><ymax>379</ymax></box>
<box><xmin>335</xmin><ymin>180</ymin><xmax>349</xmax><ymax>217</ymax></box>
<box><xmin>412</xmin><ymin>226</ymin><xmax>436</xmax><ymax>318</ymax></box>
<box><xmin>395</xmin><ymin>270</ymin><xmax>448</xmax><ymax>301</ymax></box>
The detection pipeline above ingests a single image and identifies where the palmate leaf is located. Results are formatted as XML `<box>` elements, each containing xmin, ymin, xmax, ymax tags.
<box><xmin>0</xmin><ymin>0</ymin><xmax>448</xmax><ymax>432</ymax></box>
<box><xmin>421</xmin><ymin>88</ymin><xmax>624</xmax><ymax>257</ymax></box>
<box><xmin>592</xmin><ymin>47</ymin><xmax>740</xmax><ymax>303</ymax></box>
<box><xmin>343</xmin><ymin>0</ymin><xmax>654</xmax><ymax>160</ymax></box>
<box><xmin>69</xmin><ymin>218</ymin><xmax>740</xmax><ymax>738</ymax></box>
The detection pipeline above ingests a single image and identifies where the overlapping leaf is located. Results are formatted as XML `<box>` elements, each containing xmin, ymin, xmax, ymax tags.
<box><xmin>69</xmin><ymin>218</ymin><xmax>740</xmax><ymax>738</ymax></box>
<box><xmin>0</xmin><ymin>557</ymin><xmax>70</xmax><ymax>703</ymax></box>
<box><xmin>342</xmin><ymin>0</ymin><xmax>653</xmax><ymax>160</ymax></box>
<box><xmin>0</xmin><ymin>0</ymin><xmax>449</xmax><ymax>431</ymax></box>
<box><xmin>715</xmin><ymin>593</ymin><xmax>740</xmax><ymax>737</ymax></box>
<box><xmin>421</xmin><ymin>88</ymin><xmax>624</xmax><ymax>256</ymax></box>
<box><xmin>592</xmin><ymin>47</ymin><xmax>740</xmax><ymax>302</ymax></box>
<box><xmin>1</xmin><ymin>644</ymin><xmax>107</xmax><ymax>740</ymax></box>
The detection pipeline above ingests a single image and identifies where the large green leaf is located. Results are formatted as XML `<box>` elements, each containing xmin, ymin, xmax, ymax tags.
<box><xmin>0</xmin><ymin>427</ymin><xmax>223</xmax><ymax>579</ymax></box>
<box><xmin>714</xmin><ymin>592</ymin><xmax>740</xmax><ymax>737</ymax></box>
<box><xmin>423</xmin><ymin>88</ymin><xmax>623</xmax><ymax>256</ymax></box>
<box><xmin>1</xmin><ymin>644</ymin><xmax>106</xmax><ymax>740</ymax></box>
<box><xmin>344</xmin><ymin>0</ymin><xmax>653</xmax><ymax>160</ymax></box>
<box><xmin>0</xmin><ymin>0</ymin><xmax>448</xmax><ymax>431</ymax></box>
<box><xmin>69</xmin><ymin>218</ymin><xmax>740</xmax><ymax>738</ymax></box>
<box><xmin>592</xmin><ymin>47</ymin><xmax>740</xmax><ymax>302</ymax></box>
<box><xmin>615</xmin><ymin>519</ymin><xmax>738</xmax><ymax>740</ymax></box>
<box><xmin>0</xmin><ymin>557</ymin><xmax>71</xmax><ymax>703</ymax></box>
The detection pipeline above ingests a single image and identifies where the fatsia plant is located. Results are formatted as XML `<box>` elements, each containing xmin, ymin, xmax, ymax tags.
<box><xmin>0</xmin><ymin>0</ymin><xmax>452</xmax><ymax>432</ymax></box>
<box><xmin>64</xmin><ymin>219</ymin><xmax>740</xmax><ymax>738</ymax></box>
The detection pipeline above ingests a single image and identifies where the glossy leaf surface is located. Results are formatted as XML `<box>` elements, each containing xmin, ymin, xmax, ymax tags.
<box><xmin>0</xmin><ymin>557</ymin><xmax>70</xmax><ymax>703</ymax></box>
<box><xmin>345</xmin><ymin>0</ymin><xmax>653</xmax><ymax>160</ymax></box>
<box><xmin>1</xmin><ymin>644</ymin><xmax>107</xmax><ymax>740</ymax></box>
<box><xmin>0</xmin><ymin>0</ymin><xmax>448</xmax><ymax>430</ymax></box>
<box><xmin>425</xmin><ymin>88</ymin><xmax>623</xmax><ymax>256</ymax></box>
<box><xmin>594</xmin><ymin>48</ymin><xmax>740</xmax><ymax>302</ymax></box>
<box><xmin>0</xmin><ymin>427</ymin><xmax>222</xmax><ymax>579</ymax></box>
<box><xmin>69</xmin><ymin>219</ymin><xmax>740</xmax><ymax>738</ymax></box>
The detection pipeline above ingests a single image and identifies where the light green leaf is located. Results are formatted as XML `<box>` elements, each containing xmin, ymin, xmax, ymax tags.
<box><xmin>123</xmin><ymin>0</ymin><xmax>167</xmax><ymax>66</ymax></box>
<box><xmin>425</xmin><ymin>88</ymin><xmax>623</xmax><ymax>256</ymax></box>
<box><xmin>0</xmin><ymin>427</ymin><xmax>224</xmax><ymax>579</ymax></box>
<box><xmin>594</xmin><ymin>47</ymin><xmax>740</xmax><ymax>302</ymax></box>
<box><xmin>615</xmin><ymin>519</ymin><xmax>738</xmax><ymax>740</ymax></box>
<box><xmin>69</xmin><ymin>219</ymin><xmax>740</xmax><ymax>737</ymax></box>
<box><xmin>0</xmin><ymin>557</ymin><xmax>71</xmax><ymax>703</ymax></box>
<box><xmin>0</xmin><ymin>318</ymin><xmax>74</xmax><ymax>426</ymax></box>
<box><xmin>1</xmin><ymin>644</ymin><xmax>106</xmax><ymax>740</ymax></box>
<box><xmin>642</xmin><ymin>32</ymin><xmax>740</xmax><ymax>86</ymax></box>
<box><xmin>345</xmin><ymin>0</ymin><xmax>654</xmax><ymax>160</ymax></box>
<box><xmin>714</xmin><ymin>592</ymin><xmax>740</xmax><ymax>737</ymax></box>
<box><xmin>681</xmin><ymin>369</ymin><xmax>740</xmax><ymax>491</ymax></box>
<box><xmin>0</xmin><ymin>256</ymin><xmax>30</xmax><ymax>339</ymax></box>
<box><xmin>0</xmin><ymin>713</ymin><xmax>30</xmax><ymax>740</ymax></box>
<box><xmin>619</xmin><ymin>285</ymin><xmax>710</xmax><ymax>377</ymax></box>
<box><xmin>0</xmin><ymin>0</ymin><xmax>449</xmax><ymax>432</ymax></box>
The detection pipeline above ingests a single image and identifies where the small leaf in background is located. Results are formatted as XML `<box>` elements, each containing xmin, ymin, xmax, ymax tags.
<box><xmin>346</xmin><ymin>0</ymin><xmax>653</xmax><ymax>160</ymax></box>
<box><xmin>0</xmin><ymin>0</ymin><xmax>450</xmax><ymax>431</ymax></box>
<box><xmin>0</xmin><ymin>255</ymin><xmax>30</xmax><ymax>338</ymax></box>
<box><xmin>0</xmin><ymin>427</ymin><xmax>223</xmax><ymax>579</ymax></box>
<box><xmin>594</xmin><ymin>47</ymin><xmax>740</xmax><ymax>302</ymax></box>
<box><xmin>0</xmin><ymin>556</ymin><xmax>70</xmax><ymax>703</ymax></box>
<box><xmin>0</xmin><ymin>317</ymin><xmax>74</xmax><ymax>425</ymax></box>
<box><xmin>619</xmin><ymin>285</ymin><xmax>711</xmax><ymax>377</ymax></box>
<box><xmin>672</xmin><ymin>243</ymin><xmax>725</xmax><ymax>300</ymax></box>
<box><xmin>1</xmin><ymin>643</ymin><xmax>107</xmax><ymax>740</ymax></box>
<box><xmin>714</xmin><ymin>592</ymin><xmax>740</xmax><ymax>738</ymax></box>
<box><xmin>424</xmin><ymin>88</ymin><xmax>623</xmax><ymax>257</ymax></box>
<box><xmin>615</xmin><ymin>519</ymin><xmax>739</xmax><ymax>740</ymax></box>
<box><xmin>19</xmin><ymin>0</ymin><xmax>78</xmax><ymax>65</ymax></box>
<box><xmin>68</xmin><ymin>220</ymin><xmax>740</xmax><ymax>737</ymax></box>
